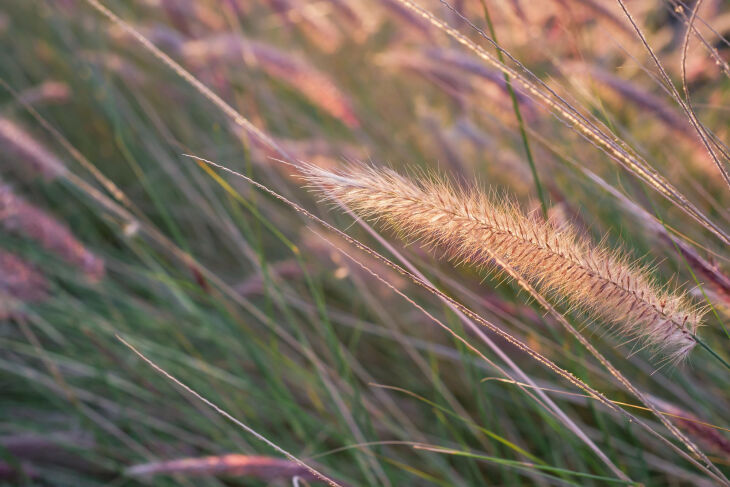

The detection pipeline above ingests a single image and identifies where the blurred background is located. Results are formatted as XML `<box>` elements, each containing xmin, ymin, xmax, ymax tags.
<box><xmin>1</xmin><ymin>0</ymin><xmax>729</xmax><ymax>485</ymax></box>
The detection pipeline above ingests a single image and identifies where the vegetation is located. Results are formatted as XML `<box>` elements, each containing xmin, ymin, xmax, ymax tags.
<box><xmin>1</xmin><ymin>0</ymin><xmax>729</xmax><ymax>485</ymax></box>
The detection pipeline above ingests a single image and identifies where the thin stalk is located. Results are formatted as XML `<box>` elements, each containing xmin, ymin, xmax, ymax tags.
<box><xmin>636</xmin><ymin>182</ymin><xmax>730</xmax><ymax>365</ymax></box>
<box><xmin>479</xmin><ymin>0</ymin><xmax>547</xmax><ymax>219</ymax></box>
<box><xmin>694</xmin><ymin>335</ymin><xmax>730</xmax><ymax>371</ymax></box>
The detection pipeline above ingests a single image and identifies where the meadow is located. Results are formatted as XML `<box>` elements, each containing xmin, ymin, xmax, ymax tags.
<box><xmin>1</xmin><ymin>0</ymin><xmax>730</xmax><ymax>485</ymax></box>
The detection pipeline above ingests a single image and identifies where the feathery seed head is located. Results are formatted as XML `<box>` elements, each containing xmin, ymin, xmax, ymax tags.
<box><xmin>304</xmin><ymin>164</ymin><xmax>702</xmax><ymax>363</ymax></box>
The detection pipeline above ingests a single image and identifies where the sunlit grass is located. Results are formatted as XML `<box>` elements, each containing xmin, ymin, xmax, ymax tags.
<box><xmin>1</xmin><ymin>0</ymin><xmax>729</xmax><ymax>485</ymax></box>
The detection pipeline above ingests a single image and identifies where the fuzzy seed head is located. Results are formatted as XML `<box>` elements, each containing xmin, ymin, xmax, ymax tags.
<box><xmin>305</xmin><ymin>164</ymin><xmax>703</xmax><ymax>363</ymax></box>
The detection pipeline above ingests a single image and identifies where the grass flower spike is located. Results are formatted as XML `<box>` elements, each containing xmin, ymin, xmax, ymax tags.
<box><xmin>0</xmin><ymin>184</ymin><xmax>105</xmax><ymax>281</ymax></box>
<box><xmin>304</xmin><ymin>164</ymin><xmax>703</xmax><ymax>363</ymax></box>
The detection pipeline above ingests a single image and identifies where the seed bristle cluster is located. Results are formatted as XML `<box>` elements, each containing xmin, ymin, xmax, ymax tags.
<box><xmin>304</xmin><ymin>164</ymin><xmax>703</xmax><ymax>363</ymax></box>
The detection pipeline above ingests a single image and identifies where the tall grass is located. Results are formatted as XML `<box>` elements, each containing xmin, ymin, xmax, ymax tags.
<box><xmin>1</xmin><ymin>0</ymin><xmax>729</xmax><ymax>486</ymax></box>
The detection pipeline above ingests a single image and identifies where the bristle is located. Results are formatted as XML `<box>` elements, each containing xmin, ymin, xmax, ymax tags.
<box><xmin>0</xmin><ymin>185</ymin><xmax>104</xmax><ymax>281</ymax></box>
<box><xmin>305</xmin><ymin>164</ymin><xmax>702</xmax><ymax>363</ymax></box>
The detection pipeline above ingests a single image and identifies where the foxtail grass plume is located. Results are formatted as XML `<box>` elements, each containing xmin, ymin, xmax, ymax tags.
<box><xmin>325</xmin><ymin>0</ymin><xmax>374</xmax><ymax>40</ymax></box>
<box><xmin>127</xmin><ymin>454</ymin><xmax>327</xmax><ymax>482</ymax></box>
<box><xmin>16</xmin><ymin>81</ymin><xmax>70</xmax><ymax>107</ymax></box>
<box><xmin>0</xmin><ymin>184</ymin><xmax>104</xmax><ymax>281</ymax></box>
<box><xmin>377</xmin><ymin>0</ymin><xmax>433</xmax><ymax>39</ymax></box>
<box><xmin>0</xmin><ymin>249</ymin><xmax>48</xmax><ymax>319</ymax></box>
<box><xmin>379</xmin><ymin>48</ymin><xmax>537</xmax><ymax>121</ymax></box>
<box><xmin>182</xmin><ymin>35</ymin><xmax>359</xmax><ymax>128</ymax></box>
<box><xmin>260</xmin><ymin>0</ymin><xmax>344</xmax><ymax>53</ymax></box>
<box><xmin>304</xmin><ymin>164</ymin><xmax>703</xmax><ymax>363</ymax></box>
<box><xmin>0</xmin><ymin>118</ymin><xmax>66</xmax><ymax>179</ymax></box>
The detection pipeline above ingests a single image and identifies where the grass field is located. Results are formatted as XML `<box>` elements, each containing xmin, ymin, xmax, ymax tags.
<box><xmin>1</xmin><ymin>0</ymin><xmax>730</xmax><ymax>485</ymax></box>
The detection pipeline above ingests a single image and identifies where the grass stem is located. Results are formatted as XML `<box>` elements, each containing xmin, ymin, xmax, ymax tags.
<box><xmin>479</xmin><ymin>0</ymin><xmax>547</xmax><ymax>219</ymax></box>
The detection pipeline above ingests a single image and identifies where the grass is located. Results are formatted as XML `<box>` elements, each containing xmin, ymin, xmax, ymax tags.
<box><xmin>1</xmin><ymin>0</ymin><xmax>729</xmax><ymax>485</ymax></box>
